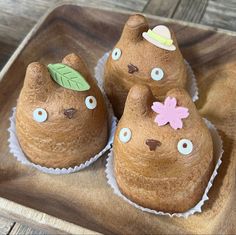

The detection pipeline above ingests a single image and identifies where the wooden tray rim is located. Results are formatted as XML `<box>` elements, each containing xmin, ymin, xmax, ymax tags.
<box><xmin>0</xmin><ymin>2</ymin><xmax>236</xmax><ymax>234</ymax></box>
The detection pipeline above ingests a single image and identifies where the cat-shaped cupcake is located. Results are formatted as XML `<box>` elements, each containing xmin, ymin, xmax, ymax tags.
<box><xmin>16</xmin><ymin>53</ymin><xmax>108</xmax><ymax>168</ymax></box>
<box><xmin>104</xmin><ymin>14</ymin><xmax>188</xmax><ymax>118</ymax></box>
<box><xmin>114</xmin><ymin>84</ymin><xmax>213</xmax><ymax>212</ymax></box>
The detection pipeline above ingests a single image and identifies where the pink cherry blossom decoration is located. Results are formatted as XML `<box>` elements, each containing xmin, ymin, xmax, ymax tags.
<box><xmin>151</xmin><ymin>97</ymin><xmax>189</xmax><ymax>130</ymax></box>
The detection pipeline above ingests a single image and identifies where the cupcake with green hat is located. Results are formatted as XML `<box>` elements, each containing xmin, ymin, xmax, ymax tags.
<box><xmin>101</xmin><ymin>14</ymin><xmax>198</xmax><ymax>119</ymax></box>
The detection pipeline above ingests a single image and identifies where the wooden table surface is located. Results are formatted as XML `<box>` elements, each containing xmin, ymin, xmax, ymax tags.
<box><xmin>0</xmin><ymin>0</ymin><xmax>235</xmax><ymax>234</ymax></box>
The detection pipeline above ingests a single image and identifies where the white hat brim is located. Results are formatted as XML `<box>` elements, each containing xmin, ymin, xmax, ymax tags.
<box><xmin>142</xmin><ymin>32</ymin><xmax>176</xmax><ymax>51</ymax></box>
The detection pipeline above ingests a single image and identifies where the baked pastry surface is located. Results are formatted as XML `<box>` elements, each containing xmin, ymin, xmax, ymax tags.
<box><xmin>114</xmin><ymin>84</ymin><xmax>213</xmax><ymax>212</ymax></box>
<box><xmin>16</xmin><ymin>53</ymin><xmax>108</xmax><ymax>168</ymax></box>
<box><xmin>104</xmin><ymin>14</ymin><xmax>188</xmax><ymax>118</ymax></box>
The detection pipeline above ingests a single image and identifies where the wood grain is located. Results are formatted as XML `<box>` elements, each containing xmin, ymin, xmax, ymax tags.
<box><xmin>201</xmin><ymin>0</ymin><xmax>236</xmax><ymax>31</ymax></box>
<box><xmin>144</xmin><ymin>0</ymin><xmax>180</xmax><ymax>17</ymax></box>
<box><xmin>172</xmin><ymin>0</ymin><xmax>208</xmax><ymax>22</ymax></box>
<box><xmin>0</xmin><ymin>5</ymin><xmax>236</xmax><ymax>234</ymax></box>
<box><xmin>144</xmin><ymin>0</ymin><xmax>208</xmax><ymax>22</ymax></box>
<box><xmin>0</xmin><ymin>197</ymin><xmax>99</xmax><ymax>234</ymax></box>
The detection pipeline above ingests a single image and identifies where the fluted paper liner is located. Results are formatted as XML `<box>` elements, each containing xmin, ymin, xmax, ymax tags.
<box><xmin>105</xmin><ymin>119</ymin><xmax>223</xmax><ymax>218</ymax></box>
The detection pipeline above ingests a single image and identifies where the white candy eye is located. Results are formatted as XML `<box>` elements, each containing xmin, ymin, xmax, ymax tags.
<box><xmin>112</xmin><ymin>48</ymin><xmax>122</xmax><ymax>60</ymax></box>
<box><xmin>177</xmin><ymin>139</ymin><xmax>193</xmax><ymax>155</ymax></box>
<box><xmin>151</xmin><ymin>68</ymin><xmax>164</xmax><ymax>81</ymax></box>
<box><xmin>33</xmin><ymin>108</ymin><xmax>47</xmax><ymax>123</ymax></box>
<box><xmin>85</xmin><ymin>96</ymin><xmax>97</xmax><ymax>109</ymax></box>
<box><xmin>119</xmin><ymin>128</ymin><xmax>132</xmax><ymax>143</ymax></box>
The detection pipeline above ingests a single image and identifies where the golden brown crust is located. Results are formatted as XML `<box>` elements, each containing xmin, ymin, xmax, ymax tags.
<box><xmin>104</xmin><ymin>14</ymin><xmax>188</xmax><ymax>118</ymax></box>
<box><xmin>114</xmin><ymin>84</ymin><xmax>214</xmax><ymax>213</ymax></box>
<box><xmin>16</xmin><ymin>53</ymin><xmax>108</xmax><ymax>168</ymax></box>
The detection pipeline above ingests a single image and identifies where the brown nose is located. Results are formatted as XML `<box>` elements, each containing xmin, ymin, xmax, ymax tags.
<box><xmin>64</xmin><ymin>108</ymin><xmax>77</xmax><ymax>119</ymax></box>
<box><xmin>146</xmin><ymin>139</ymin><xmax>161</xmax><ymax>151</ymax></box>
<box><xmin>128</xmin><ymin>63</ymin><xmax>139</xmax><ymax>74</ymax></box>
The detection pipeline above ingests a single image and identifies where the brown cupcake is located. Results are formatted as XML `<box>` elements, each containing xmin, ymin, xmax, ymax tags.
<box><xmin>16</xmin><ymin>53</ymin><xmax>108</xmax><ymax>168</ymax></box>
<box><xmin>114</xmin><ymin>84</ymin><xmax>214</xmax><ymax>213</ymax></box>
<box><xmin>104</xmin><ymin>14</ymin><xmax>188</xmax><ymax>118</ymax></box>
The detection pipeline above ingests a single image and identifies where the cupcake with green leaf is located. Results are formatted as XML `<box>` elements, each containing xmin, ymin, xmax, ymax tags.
<box><xmin>14</xmin><ymin>53</ymin><xmax>111</xmax><ymax>170</ymax></box>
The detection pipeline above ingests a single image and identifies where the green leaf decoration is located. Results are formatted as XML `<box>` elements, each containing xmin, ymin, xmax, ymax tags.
<box><xmin>47</xmin><ymin>63</ymin><xmax>90</xmax><ymax>91</ymax></box>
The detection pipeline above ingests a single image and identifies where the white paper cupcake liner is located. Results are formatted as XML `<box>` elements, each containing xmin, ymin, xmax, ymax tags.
<box><xmin>8</xmin><ymin>89</ymin><xmax>117</xmax><ymax>174</ymax></box>
<box><xmin>95</xmin><ymin>52</ymin><xmax>199</xmax><ymax>103</ymax></box>
<box><xmin>105</xmin><ymin>119</ymin><xmax>223</xmax><ymax>218</ymax></box>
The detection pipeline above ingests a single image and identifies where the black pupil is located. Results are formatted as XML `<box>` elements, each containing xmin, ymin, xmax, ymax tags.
<box><xmin>183</xmin><ymin>143</ymin><xmax>187</xmax><ymax>148</ymax></box>
<box><xmin>155</xmin><ymin>70</ymin><xmax>159</xmax><ymax>75</ymax></box>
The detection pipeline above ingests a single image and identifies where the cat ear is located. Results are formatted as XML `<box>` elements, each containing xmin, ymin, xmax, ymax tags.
<box><xmin>62</xmin><ymin>53</ymin><xmax>90</xmax><ymax>77</ymax></box>
<box><xmin>123</xmin><ymin>84</ymin><xmax>154</xmax><ymax>117</ymax></box>
<box><xmin>166</xmin><ymin>88</ymin><xmax>200</xmax><ymax>121</ymax></box>
<box><xmin>23</xmin><ymin>62</ymin><xmax>53</xmax><ymax>102</ymax></box>
<box><xmin>120</xmin><ymin>14</ymin><xmax>149</xmax><ymax>43</ymax></box>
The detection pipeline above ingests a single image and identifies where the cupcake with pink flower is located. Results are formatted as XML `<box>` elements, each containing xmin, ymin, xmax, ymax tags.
<box><xmin>106</xmin><ymin>84</ymin><xmax>223</xmax><ymax>215</ymax></box>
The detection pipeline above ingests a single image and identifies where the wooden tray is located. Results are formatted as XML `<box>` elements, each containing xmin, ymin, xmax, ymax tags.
<box><xmin>0</xmin><ymin>3</ymin><xmax>236</xmax><ymax>235</ymax></box>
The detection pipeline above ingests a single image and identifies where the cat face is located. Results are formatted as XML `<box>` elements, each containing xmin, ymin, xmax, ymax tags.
<box><xmin>114</xmin><ymin>84</ymin><xmax>213</xmax><ymax>178</ymax></box>
<box><xmin>16</xmin><ymin>53</ymin><xmax>108</xmax><ymax>168</ymax></box>
<box><xmin>104</xmin><ymin>14</ymin><xmax>188</xmax><ymax>117</ymax></box>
